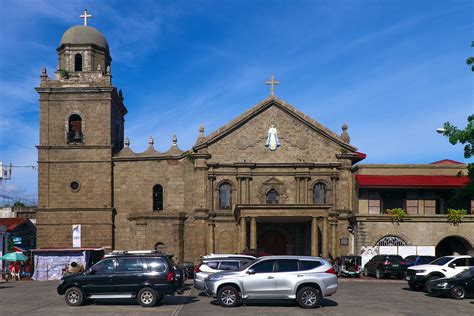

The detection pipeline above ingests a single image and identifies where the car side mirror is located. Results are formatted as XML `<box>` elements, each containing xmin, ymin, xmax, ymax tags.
<box><xmin>88</xmin><ymin>268</ymin><xmax>96</xmax><ymax>275</ymax></box>
<box><xmin>247</xmin><ymin>268</ymin><xmax>256</xmax><ymax>275</ymax></box>
<box><xmin>449</xmin><ymin>263</ymin><xmax>456</xmax><ymax>269</ymax></box>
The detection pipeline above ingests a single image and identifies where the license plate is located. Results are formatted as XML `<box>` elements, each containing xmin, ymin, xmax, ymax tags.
<box><xmin>392</xmin><ymin>264</ymin><xmax>399</xmax><ymax>267</ymax></box>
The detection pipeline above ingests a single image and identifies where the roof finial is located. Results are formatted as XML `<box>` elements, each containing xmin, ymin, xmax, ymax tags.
<box><xmin>172</xmin><ymin>134</ymin><xmax>177</xmax><ymax>146</ymax></box>
<box><xmin>199</xmin><ymin>124</ymin><xmax>205</xmax><ymax>136</ymax></box>
<box><xmin>124</xmin><ymin>137</ymin><xmax>130</xmax><ymax>148</ymax></box>
<box><xmin>148</xmin><ymin>136</ymin><xmax>154</xmax><ymax>147</ymax></box>
<box><xmin>265</xmin><ymin>75</ymin><xmax>280</xmax><ymax>96</ymax></box>
<box><xmin>80</xmin><ymin>9</ymin><xmax>92</xmax><ymax>26</ymax></box>
<box><xmin>341</xmin><ymin>123</ymin><xmax>350</xmax><ymax>143</ymax></box>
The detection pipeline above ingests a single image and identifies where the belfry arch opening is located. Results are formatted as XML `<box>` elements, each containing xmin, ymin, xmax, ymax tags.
<box><xmin>436</xmin><ymin>236</ymin><xmax>473</xmax><ymax>257</ymax></box>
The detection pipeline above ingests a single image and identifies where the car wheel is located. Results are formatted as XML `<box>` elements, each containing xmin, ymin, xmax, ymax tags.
<box><xmin>450</xmin><ymin>286</ymin><xmax>466</xmax><ymax>299</ymax></box>
<box><xmin>65</xmin><ymin>287</ymin><xmax>84</xmax><ymax>306</ymax></box>
<box><xmin>375</xmin><ymin>268</ymin><xmax>383</xmax><ymax>279</ymax></box>
<box><xmin>408</xmin><ymin>282</ymin><xmax>423</xmax><ymax>291</ymax></box>
<box><xmin>296</xmin><ymin>286</ymin><xmax>321</xmax><ymax>309</ymax></box>
<box><xmin>137</xmin><ymin>287</ymin><xmax>159</xmax><ymax>307</ymax></box>
<box><xmin>218</xmin><ymin>286</ymin><xmax>240</xmax><ymax>307</ymax></box>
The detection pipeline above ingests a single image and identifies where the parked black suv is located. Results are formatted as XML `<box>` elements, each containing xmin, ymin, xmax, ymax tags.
<box><xmin>363</xmin><ymin>255</ymin><xmax>407</xmax><ymax>279</ymax></box>
<box><xmin>57</xmin><ymin>252</ymin><xmax>178</xmax><ymax>307</ymax></box>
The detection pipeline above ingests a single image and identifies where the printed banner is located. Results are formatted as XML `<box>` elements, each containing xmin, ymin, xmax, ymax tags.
<box><xmin>72</xmin><ymin>225</ymin><xmax>81</xmax><ymax>248</ymax></box>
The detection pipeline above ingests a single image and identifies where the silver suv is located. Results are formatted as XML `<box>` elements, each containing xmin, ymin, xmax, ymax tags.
<box><xmin>204</xmin><ymin>256</ymin><xmax>337</xmax><ymax>308</ymax></box>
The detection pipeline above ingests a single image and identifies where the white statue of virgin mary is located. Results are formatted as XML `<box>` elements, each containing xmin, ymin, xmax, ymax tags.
<box><xmin>265</xmin><ymin>125</ymin><xmax>281</xmax><ymax>151</ymax></box>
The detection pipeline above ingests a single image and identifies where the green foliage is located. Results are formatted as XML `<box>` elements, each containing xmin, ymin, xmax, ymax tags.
<box><xmin>441</xmin><ymin>115</ymin><xmax>474</xmax><ymax>197</ymax></box>
<box><xmin>384</xmin><ymin>208</ymin><xmax>406</xmax><ymax>222</ymax></box>
<box><xmin>446</xmin><ymin>209</ymin><xmax>467</xmax><ymax>226</ymax></box>
<box><xmin>442</xmin><ymin>115</ymin><xmax>474</xmax><ymax>159</ymax></box>
<box><xmin>467</xmin><ymin>41</ymin><xmax>474</xmax><ymax>72</ymax></box>
<box><xmin>13</xmin><ymin>201</ymin><xmax>25</xmax><ymax>207</ymax></box>
<box><xmin>59</xmin><ymin>69</ymin><xmax>70</xmax><ymax>79</ymax></box>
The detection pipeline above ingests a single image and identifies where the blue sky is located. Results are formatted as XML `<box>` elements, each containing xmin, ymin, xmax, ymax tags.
<box><xmin>0</xmin><ymin>0</ymin><xmax>473</xmax><ymax>203</ymax></box>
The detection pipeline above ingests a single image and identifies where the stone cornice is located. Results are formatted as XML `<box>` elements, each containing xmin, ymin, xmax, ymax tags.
<box><xmin>36</xmin><ymin>207</ymin><xmax>114</xmax><ymax>212</ymax></box>
<box><xmin>37</xmin><ymin>145</ymin><xmax>113</xmax><ymax>150</ymax></box>
<box><xmin>127</xmin><ymin>212</ymin><xmax>188</xmax><ymax>221</ymax></box>
<box><xmin>207</xmin><ymin>162</ymin><xmax>342</xmax><ymax>169</ymax></box>
<box><xmin>351</xmin><ymin>214</ymin><xmax>474</xmax><ymax>223</ymax></box>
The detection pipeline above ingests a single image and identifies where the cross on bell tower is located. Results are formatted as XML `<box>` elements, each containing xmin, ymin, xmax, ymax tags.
<box><xmin>265</xmin><ymin>75</ymin><xmax>280</xmax><ymax>96</ymax></box>
<box><xmin>80</xmin><ymin>9</ymin><xmax>92</xmax><ymax>26</ymax></box>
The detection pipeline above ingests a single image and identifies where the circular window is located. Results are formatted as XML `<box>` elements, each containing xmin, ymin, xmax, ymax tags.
<box><xmin>70</xmin><ymin>181</ymin><xmax>80</xmax><ymax>192</ymax></box>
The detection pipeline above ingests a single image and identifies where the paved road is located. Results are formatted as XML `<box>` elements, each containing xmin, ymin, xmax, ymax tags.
<box><xmin>0</xmin><ymin>278</ymin><xmax>472</xmax><ymax>315</ymax></box>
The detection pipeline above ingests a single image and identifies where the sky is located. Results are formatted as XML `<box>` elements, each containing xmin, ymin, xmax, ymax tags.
<box><xmin>0</xmin><ymin>0</ymin><xmax>473</xmax><ymax>204</ymax></box>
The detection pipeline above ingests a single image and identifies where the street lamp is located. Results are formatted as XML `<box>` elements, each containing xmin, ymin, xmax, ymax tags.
<box><xmin>436</xmin><ymin>127</ymin><xmax>446</xmax><ymax>134</ymax></box>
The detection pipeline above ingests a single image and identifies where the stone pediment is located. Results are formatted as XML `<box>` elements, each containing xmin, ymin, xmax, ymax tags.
<box><xmin>193</xmin><ymin>96</ymin><xmax>357</xmax><ymax>153</ymax></box>
<box><xmin>262</xmin><ymin>177</ymin><xmax>284</xmax><ymax>185</ymax></box>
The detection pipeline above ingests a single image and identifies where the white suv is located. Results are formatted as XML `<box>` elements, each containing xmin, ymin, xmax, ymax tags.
<box><xmin>406</xmin><ymin>255</ymin><xmax>474</xmax><ymax>291</ymax></box>
<box><xmin>193</xmin><ymin>255</ymin><xmax>255</xmax><ymax>292</ymax></box>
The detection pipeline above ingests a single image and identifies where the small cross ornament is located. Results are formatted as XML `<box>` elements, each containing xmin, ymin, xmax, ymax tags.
<box><xmin>80</xmin><ymin>9</ymin><xmax>92</xmax><ymax>26</ymax></box>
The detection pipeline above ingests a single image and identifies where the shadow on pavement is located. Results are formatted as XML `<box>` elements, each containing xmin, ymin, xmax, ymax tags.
<box><xmin>210</xmin><ymin>298</ymin><xmax>338</xmax><ymax>308</ymax></box>
<box><xmin>87</xmin><ymin>294</ymin><xmax>199</xmax><ymax>307</ymax></box>
<box><xmin>0</xmin><ymin>285</ymin><xmax>14</xmax><ymax>289</ymax></box>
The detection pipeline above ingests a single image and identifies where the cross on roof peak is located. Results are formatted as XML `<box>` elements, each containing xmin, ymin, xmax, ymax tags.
<box><xmin>265</xmin><ymin>75</ymin><xmax>280</xmax><ymax>96</ymax></box>
<box><xmin>80</xmin><ymin>9</ymin><xmax>92</xmax><ymax>26</ymax></box>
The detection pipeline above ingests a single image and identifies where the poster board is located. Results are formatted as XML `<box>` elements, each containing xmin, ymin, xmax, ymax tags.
<box><xmin>398</xmin><ymin>246</ymin><xmax>417</xmax><ymax>258</ymax></box>
<box><xmin>417</xmin><ymin>246</ymin><xmax>435</xmax><ymax>256</ymax></box>
<box><xmin>72</xmin><ymin>225</ymin><xmax>81</xmax><ymax>248</ymax></box>
<box><xmin>379</xmin><ymin>246</ymin><xmax>398</xmax><ymax>255</ymax></box>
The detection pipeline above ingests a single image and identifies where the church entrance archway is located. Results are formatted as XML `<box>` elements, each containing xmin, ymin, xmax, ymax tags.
<box><xmin>436</xmin><ymin>236</ymin><xmax>472</xmax><ymax>257</ymax></box>
<box><xmin>258</xmin><ymin>230</ymin><xmax>287</xmax><ymax>255</ymax></box>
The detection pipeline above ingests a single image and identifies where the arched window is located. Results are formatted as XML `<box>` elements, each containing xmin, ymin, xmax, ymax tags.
<box><xmin>218</xmin><ymin>182</ymin><xmax>232</xmax><ymax>210</ymax></box>
<box><xmin>376</xmin><ymin>235</ymin><xmax>407</xmax><ymax>246</ymax></box>
<box><xmin>266</xmin><ymin>189</ymin><xmax>279</xmax><ymax>204</ymax></box>
<box><xmin>74</xmin><ymin>53</ymin><xmax>82</xmax><ymax>71</ymax></box>
<box><xmin>153</xmin><ymin>185</ymin><xmax>163</xmax><ymax>211</ymax></box>
<box><xmin>313</xmin><ymin>182</ymin><xmax>326</xmax><ymax>204</ymax></box>
<box><xmin>68</xmin><ymin>114</ymin><xmax>83</xmax><ymax>143</ymax></box>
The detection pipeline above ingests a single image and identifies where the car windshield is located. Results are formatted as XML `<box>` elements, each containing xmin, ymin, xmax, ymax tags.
<box><xmin>430</xmin><ymin>257</ymin><xmax>453</xmax><ymax>266</ymax></box>
<box><xmin>455</xmin><ymin>268</ymin><xmax>474</xmax><ymax>278</ymax></box>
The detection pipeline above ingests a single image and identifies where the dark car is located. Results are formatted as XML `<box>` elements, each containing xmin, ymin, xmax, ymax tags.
<box><xmin>363</xmin><ymin>255</ymin><xmax>407</xmax><ymax>279</ymax></box>
<box><xmin>427</xmin><ymin>267</ymin><xmax>474</xmax><ymax>299</ymax></box>
<box><xmin>180</xmin><ymin>261</ymin><xmax>195</xmax><ymax>279</ymax></box>
<box><xmin>404</xmin><ymin>255</ymin><xmax>436</xmax><ymax>268</ymax></box>
<box><xmin>334</xmin><ymin>256</ymin><xmax>362</xmax><ymax>277</ymax></box>
<box><xmin>57</xmin><ymin>252</ymin><xmax>178</xmax><ymax>307</ymax></box>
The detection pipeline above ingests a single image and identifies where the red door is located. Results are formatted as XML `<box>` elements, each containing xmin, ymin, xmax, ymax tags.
<box><xmin>258</xmin><ymin>230</ymin><xmax>287</xmax><ymax>255</ymax></box>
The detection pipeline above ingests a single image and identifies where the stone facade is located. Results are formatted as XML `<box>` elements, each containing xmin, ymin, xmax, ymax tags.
<box><xmin>35</xmin><ymin>22</ymin><xmax>473</xmax><ymax>262</ymax></box>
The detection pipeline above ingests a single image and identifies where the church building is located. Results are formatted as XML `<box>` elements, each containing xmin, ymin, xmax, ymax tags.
<box><xmin>35</xmin><ymin>14</ymin><xmax>473</xmax><ymax>262</ymax></box>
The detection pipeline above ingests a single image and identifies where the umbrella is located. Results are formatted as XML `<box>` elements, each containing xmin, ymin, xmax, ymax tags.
<box><xmin>0</xmin><ymin>252</ymin><xmax>28</xmax><ymax>261</ymax></box>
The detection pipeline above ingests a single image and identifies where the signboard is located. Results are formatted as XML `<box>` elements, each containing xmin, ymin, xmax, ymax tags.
<box><xmin>417</xmin><ymin>246</ymin><xmax>435</xmax><ymax>256</ymax></box>
<box><xmin>398</xmin><ymin>246</ymin><xmax>417</xmax><ymax>258</ymax></box>
<box><xmin>72</xmin><ymin>225</ymin><xmax>81</xmax><ymax>248</ymax></box>
<box><xmin>379</xmin><ymin>246</ymin><xmax>398</xmax><ymax>255</ymax></box>
<box><xmin>12</xmin><ymin>237</ymin><xmax>22</xmax><ymax>245</ymax></box>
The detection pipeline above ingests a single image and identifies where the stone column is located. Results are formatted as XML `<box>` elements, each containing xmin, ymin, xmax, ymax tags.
<box><xmin>250</xmin><ymin>217</ymin><xmax>257</xmax><ymax>249</ymax></box>
<box><xmin>304</xmin><ymin>178</ymin><xmax>309</xmax><ymax>204</ymax></box>
<box><xmin>207</xmin><ymin>220</ymin><xmax>215</xmax><ymax>254</ymax></box>
<box><xmin>330</xmin><ymin>221</ymin><xmax>337</xmax><ymax>258</ymax></box>
<box><xmin>322</xmin><ymin>217</ymin><xmax>329</xmax><ymax>258</ymax></box>
<box><xmin>311</xmin><ymin>217</ymin><xmax>319</xmax><ymax>256</ymax></box>
<box><xmin>331</xmin><ymin>176</ymin><xmax>338</xmax><ymax>207</ymax></box>
<box><xmin>208</xmin><ymin>176</ymin><xmax>216</xmax><ymax>212</ymax></box>
<box><xmin>237</xmin><ymin>178</ymin><xmax>242</xmax><ymax>204</ymax></box>
<box><xmin>295</xmin><ymin>178</ymin><xmax>300</xmax><ymax>204</ymax></box>
<box><xmin>240</xmin><ymin>217</ymin><xmax>247</xmax><ymax>251</ymax></box>
<box><xmin>245</xmin><ymin>178</ymin><xmax>251</xmax><ymax>203</ymax></box>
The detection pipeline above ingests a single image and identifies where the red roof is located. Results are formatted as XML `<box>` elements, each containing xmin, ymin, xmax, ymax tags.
<box><xmin>431</xmin><ymin>159</ymin><xmax>464</xmax><ymax>165</ymax></box>
<box><xmin>0</xmin><ymin>218</ymin><xmax>27</xmax><ymax>232</ymax></box>
<box><xmin>355</xmin><ymin>175</ymin><xmax>470</xmax><ymax>188</ymax></box>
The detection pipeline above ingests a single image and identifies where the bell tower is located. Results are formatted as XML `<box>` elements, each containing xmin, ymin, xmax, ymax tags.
<box><xmin>36</xmin><ymin>11</ymin><xmax>127</xmax><ymax>249</ymax></box>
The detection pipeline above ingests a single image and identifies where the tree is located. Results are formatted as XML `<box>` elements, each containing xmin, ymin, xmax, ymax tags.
<box><xmin>441</xmin><ymin>115</ymin><xmax>474</xmax><ymax>196</ymax></box>
<box><xmin>467</xmin><ymin>41</ymin><xmax>474</xmax><ymax>72</ymax></box>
